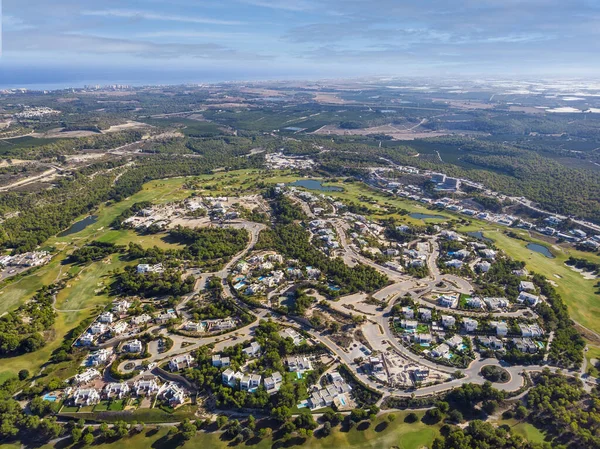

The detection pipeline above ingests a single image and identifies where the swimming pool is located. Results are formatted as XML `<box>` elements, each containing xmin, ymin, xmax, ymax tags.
<box><xmin>43</xmin><ymin>394</ymin><xmax>57</xmax><ymax>402</ymax></box>
<box><xmin>338</xmin><ymin>396</ymin><xmax>347</xmax><ymax>406</ymax></box>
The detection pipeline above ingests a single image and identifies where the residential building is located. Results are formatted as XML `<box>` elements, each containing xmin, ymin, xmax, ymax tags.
<box><xmin>431</xmin><ymin>344</ymin><xmax>450</xmax><ymax>358</ymax></box>
<box><xmin>155</xmin><ymin>310</ymin><xmax>177</xmax><ymax>324</ymax></box>
<box><xmin>475</xmin><ymin>261</ymin><xmax>492</xmax><ymax>273</ymax></box>
<box><xmin>479</xmin><ymin>249</ymin><xmax>497</xmax><ymax>260</ymax></box>
<box><xmin>222</xmin><ymin>369</ymin><xmax>236</xmax><ymax>386</ymax></box>
<box><xmin>466</xmin><ymin>297</ymin><xmax>485</xmax><ymax>309</ymax></box>
<box><xmin>279</xmin><ymin>328</ymin><xmax>304</xmax><ymax>345</ymax></box>
<box><xmin>134</xmin><ymin>379</ymin><xmax>159</xmax><ymax>396</ymax></box>
<box><xmin>418</xmin><ymin>308</ymin><xmax>432</xmax><ymax>321</ymax></box>
<box><xmin>112</xmin><ymin>300</ymin><xmax>131</xmax><ymax>314</ymax></box>
<box><xmin>463</xmin><ymin>318</ymin><xmax>478</xmax><ymax>332</ymax></box>
<box><xmin>519</xmin><ymin>324</ymin><xmax>544</xmax><ymax>338</ymax></box>
<box><xmin>369</xmin><ymin>356</ymin><xmax>384</xmax><ymax>372</ymax></box>
<box><xmin>411</xmin><ymin>367</ymin><xmax>430</xmax><ymax>382</ymax></box>
<box><xmin>73</xmin><ymin>368</ymin><xmax>100</xmax><ymax>385</ymax></box>
<box><xmin>441</xmin><ymin>315</ymin><xmax>456</xmax><ymax>328</ymax></box>
<box><xmin>205</xmin><ymin>318</ymin><xmax>237</xmax><ymax>331</ymax></box>
<box><xmin>414</xmin><ymin>333</ymin><xmax>432</xmax><ymax>344</ymax></box>
<box><xmin>484</xmin><ymin>297</ymin><xmax>509</xmax><ymax>311</ymax></box>
<box><xmin>88</xmin><ymin>349</ymin><xmax>110</xmax><ymax>366</ymax></box>
<box><xmin>243</xmin><ymin>342</ymin><xmax>261</xmax><ymax>357</ymax></box>
<box><xmin>512</xmin><ymin>338</ymin><xmax>538</xmax><ymax>354</ymax></box>
<box><xmin>517</xmin><ymin>292</ymin><xmax>540</xmax><ymax>307</ymax></box>
<box><xmin>519</xmin><ymin>281</ymin><xmax>536</xmax><ymax>292</ymax></box>
<box><xmin>264</xmin><ymin>372</ymin><xmax>283</xmax><ymax>393</ymax></box>
<box><xmin>124</xmin><ymin>339</ymin><xmax>143</xmax><ymax>353</ymax></box>
<box><xmin>402</xmin><ymin>307</ymin><xmax>414</xmax><ymax>319</ymax></box>
<box><xmin>490</xmin><ymin>321</ymin><xmax>509</xmax><ymax>337</ymax></box>
<box><xmin>131</xmin><ymin>314</ymin><xmax>152</xmax><ymax>325</ymax></box>
<box><xmin>307</xmin><ymin>380</ymin><xmax>352</xmax><ymax>410</ymax></box>
<box><xmin>111</xmin><ymin>321</ymin><xmax>128</xmax><ymax>336</ymax></box>
<box><xmin>160</xmin><ymin>383</ymin><xmax>186</xmax><ymax>407</ymax></box>
<box><xmin>137</xmin><ymin>263</ymin><xmax>164</xmax><ymax>274</ymax></box>
<box><xmin>240</xmin><ymin>374</ymin><xmax>262</xmax><ymax>392</ymax></box>
<box><xmin>104</xmin><ymin>383</ymin><xmax>130</xmax><ymax>399</ymax></box>
<box><xmin>400</xmin><ymin>320</ymin><xmax>418</xmax><ymax>330</ymax></box>
<box><xmin>79</xmin><ymin>333</ymin><xmax>95</xmax><ymax>346</ymax></box>
<box><xmin>72</xmin><ymin>388</ymin><xmax>100</xmax><ymax>406</ymax></box>
<box><xmin>169</xmin><ymin>354</ymin><xmax>193</xmax><ymax>371</ymax></box>
<box><xmin>184</xmin><ymin>321</ymin><xmax>205</xmax><ymax>333</ymax></box>
<box><xmin>479</xmin><ymin>336</ymin><xmax>504</xmax><ymax>350</ymax></box>
<box><xmin>99</xmin><ymin>312</ymin><xmax>114</xmax><ymax>323</ymax></box>
<box><xmin>90</xmin><ymin>323</ymin><xmax>108</xmax><ymax>335</ymax></box>
<box><xmin>445</xmin><ymin>259</ymin><xmax>463</xmax><ymax>269</ymax></box>
<box><xmin>285</xmin><ymin>356</ymin><xmax>313</xmax><ymax>373</ymax></box>
<box><xmin>438</xmin><ymin>295</ymin><xmax>458</xmax><ymax>308</ymax></box>
<box><xmin>445</xmin><ymin>335</ymin><xmax>464</xmax><ymax>349</ymax></box>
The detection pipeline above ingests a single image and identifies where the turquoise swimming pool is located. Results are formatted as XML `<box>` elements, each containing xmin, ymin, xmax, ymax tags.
<box><xmin>43</xmin><ymin>394</ymin><xmax>58</xmax><ymax>402</ymax></box>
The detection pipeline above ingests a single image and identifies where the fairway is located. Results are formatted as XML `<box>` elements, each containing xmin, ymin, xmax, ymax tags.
<box><xmin>39</xmin><ymin>411</ymin><xmax>440</xmax><ymax>449</ymax></box>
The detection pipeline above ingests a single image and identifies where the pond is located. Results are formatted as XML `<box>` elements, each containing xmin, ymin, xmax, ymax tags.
<box><xmin>467</xmin><ymin>231</ymin><xmax>494</xmax><ymax>243</ymax></box>
<box><xmin>526</xmin><ymin>243</ymin><xmax>555</xmax><ymax>258</ymax></box>
<box><xmin>58</xmin><ymin>215</ymin><xmax>98</xmax><ymax>237</ymax></box>
<box><xmin>289</xmin><ymin>179</ymin><xmax>344</xmax><ymax>192</ymax></box>
<box><xmin>409</xmin><ymin>212</ymin><xmax>447</xmax><ymax>220</ymax></box>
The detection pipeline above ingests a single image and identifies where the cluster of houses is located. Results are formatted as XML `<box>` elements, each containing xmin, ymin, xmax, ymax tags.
<box><xmin>309</xmin><ymin>219</ymin><xmax>340</xmax><ymax>251</ymax></box>
<box><xmin>265</xmin><ymin>153</ymin><xmax>316</xmax><ymax>170</ymax></box>
<box><xmin>233</xmin><ymin>252</ymin><xmax>324</xmax><ymax>297</ymax></box>
<box><xmin>305</xmin><ymin>371</ymin><xmax>353</xmax><ymax>411</ymax></box>
<box><xmin>66</xmin><ymin>375</ymin><xmax>188</xmax><ymax>408</ymax></box>
<box><xmin>182</xmin><ymin>317</ymin><xmax>238</xmax><ymax>334</ymax></box>
<box><xmin>0</xmin><ymin>250</ymin><xmax>51</xmax><ymax>269</ymax></box>
<box><xmin>78</xmin><ymin>300</ymin><xmax>135</xmax><ymax>346</ymax></box>
<box><xmin>397</xmin><ymin>301</ymin><xmax>546</xmax><ymax>358</ymax></box>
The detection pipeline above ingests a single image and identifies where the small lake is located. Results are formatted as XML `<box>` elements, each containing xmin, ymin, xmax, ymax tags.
<box><xmin>409</xmin><ymin>212</ymin><xmax>447</xmax><ymax>220</ymax></box>
<box><xmin>467</xmin><ymin>231</ymin><xmax>494</xmax><ymax>243</ymax></box>
<box><xmin>526</xmin><ymin>243</ymin><xmax>555</xmax><ymax>258</ymax></box>
<box><xmin>289</xmin><ymin>179</ymin><xmax>344</xmax><ymax>192</ymax></box>
<box><xmin>58</xmin><ymin>215</ymin><xmax>98</xmax><ymax>237</ymax></box>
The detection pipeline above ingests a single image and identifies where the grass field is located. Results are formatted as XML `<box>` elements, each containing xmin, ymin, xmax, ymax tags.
<box><xmin>497</xmin><ymin>419</ymin><xmax>548</xmax><ymax>444</ymax></box>
<box><xmin>42</xmin><ymin>411</ymin><xmax>440</xmax><ymax>449</ymax></box>
<box><xmin>585</xmin><ymin>344</ymin><xmax>600</xmax><ymax>376</ymax></box>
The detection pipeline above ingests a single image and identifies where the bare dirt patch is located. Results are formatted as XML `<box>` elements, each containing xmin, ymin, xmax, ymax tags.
<box><xmin>432</xmin><ymin>99</ymin><xmax>495</xmax><ymax>110</ymax></box>
<box><xmin>312</xmin><ymin>124</ymin><xmax>452</xmax><ymax>140</ymax></box>
<box><xmin>313</xmin><ymin>93</ymin><xmax>349</xmax><ymax>104</ymax></box>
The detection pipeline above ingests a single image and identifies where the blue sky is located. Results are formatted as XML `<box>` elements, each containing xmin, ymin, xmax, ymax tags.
<box><xmin>2</xmin><ymin>0</ymin><xmax>600</xmax><ymax>84</ymax></box>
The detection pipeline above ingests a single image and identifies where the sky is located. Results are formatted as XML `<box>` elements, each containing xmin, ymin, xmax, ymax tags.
<box><xmin>2</xmin><ymin>0</ymin><xmax>600</xmax><ymax>86</ymax></box>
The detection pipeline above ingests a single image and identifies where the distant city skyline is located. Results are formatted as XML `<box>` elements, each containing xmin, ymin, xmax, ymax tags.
<box><xmin>2</xmin><ymin>0</ymin><xmax>600</xmax><ymax>87</ymax></box>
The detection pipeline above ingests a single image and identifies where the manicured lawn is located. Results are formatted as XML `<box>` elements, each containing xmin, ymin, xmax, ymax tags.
<box><xmin>108</xmin><ymin>400</ymin><xmax>125</xmax><ymax>411</ymax></box>
<box><xmin>94</xmin><ymin>401</ymin><xmax>110</xmax><ymax>412</ymax></box>
<box><xmin>585</xmin><ymin>344</ymin><xmax>600</xmax><ymax>377</ymax></box>
<box><xmin>42</xmin><ymin>411</ymin><xmax>441</xmax><ymax>449</ymax></box>
<box><xmin>54</xmin><ymin>254</ymin><xmax>130</xmax><ymax>312</ymax></box>
<box><xmin>498</xmin><ymin>419</ymin><xmax>548</xmax><ymax>444</ymax></box>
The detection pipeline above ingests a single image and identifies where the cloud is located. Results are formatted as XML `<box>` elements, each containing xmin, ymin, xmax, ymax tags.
<box><xmin>81</xmin><ymin>9</ymin><xmax>243</xmax><ymax>26</ymax></box>
<box><xmin>4</xmin><ymin>31</ymin><xmax>271</xmax><ymax>61</ymax></box>
<box><xmin>237</xmin><ymin>0</ymin><xmax>315</xmax><ymax>12</ymax></box>
<box><xmin>2</xmin><ymin>15</ymin><xmax>35</xmax><ymax>31</ymax></box>
<box><xmin>135</xmin><ymin>30</ymin><xmax>257</xmax><ymax>40</ymax></box>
